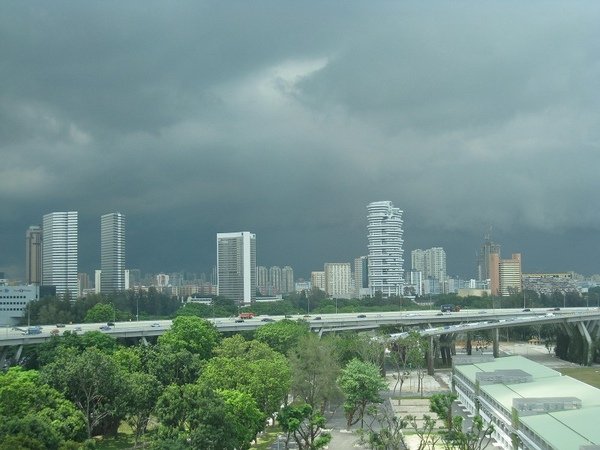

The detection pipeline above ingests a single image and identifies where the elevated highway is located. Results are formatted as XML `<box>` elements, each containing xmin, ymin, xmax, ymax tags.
<box><xmin>2</xmin><ymin>307</ymin><xmax>599</xmax><ymax>367</ymax></box>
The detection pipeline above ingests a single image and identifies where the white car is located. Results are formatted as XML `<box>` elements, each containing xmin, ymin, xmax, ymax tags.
<box><xmin>151</xmin><ymin>323</ymin><xmax>161</xmax><ymax>327</ymax></box>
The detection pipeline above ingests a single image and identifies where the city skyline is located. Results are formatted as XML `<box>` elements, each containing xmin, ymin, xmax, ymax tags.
<box><xmin>2</xmin><ymin>3</ymin><xmax>600</xmax><ymax>280</ymax></box>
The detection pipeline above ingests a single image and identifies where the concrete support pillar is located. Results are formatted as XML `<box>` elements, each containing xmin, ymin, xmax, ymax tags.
<box><xmin>140</xmin><ymin>337</ymin><xmax>149</xmax><ymax>346</ymax></box>
<box><xmin>427</xmin><ymin>335</ymin><xmax>435</xmax><ymax>375</ymax></box>
<box><xmin>0</xmin><ymin>347</ymin><xmax>8</xmax><ymax>369</ymax></box>
<box><xmin>466</xmin><ymin>332</ymin><xmax>472</xmax><ymax>355</ymax></box>
<box><xmin>14</xmin><ymin>345</ymin><xmax>23</xmax><ymax>364</ymax></box>
<box><xmin>577</xmin><ymin>322</ymin><xmax>593</xmax><ymax>366</ymax></box>
<box><xmin>493</xmin><ymin>328</ymin><xmax>500</xmax><ymax>358</ymax></box>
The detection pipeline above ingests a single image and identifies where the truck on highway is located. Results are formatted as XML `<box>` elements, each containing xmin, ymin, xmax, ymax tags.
<box><xmin>23</xmin><ymin>326</ymin><xmax>42</xmax><ymax>335</ymax></box>
<box><xmin>239</xmin><ymin>312</ymin><xmax>255</xmax><ymax>319</ymax></box>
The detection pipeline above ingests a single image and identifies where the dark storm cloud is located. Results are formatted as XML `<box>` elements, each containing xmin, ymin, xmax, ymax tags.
<box><xmin>2</xmin><ymin>1</ymin><xmax>600</xmax><ymax>280</ymax></box>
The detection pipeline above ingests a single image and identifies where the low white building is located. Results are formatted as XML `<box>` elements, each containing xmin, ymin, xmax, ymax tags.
<box><xmin>0</xmin><ymin>284</ymin><xmax>40</xmax><ymax>326</ymax></box>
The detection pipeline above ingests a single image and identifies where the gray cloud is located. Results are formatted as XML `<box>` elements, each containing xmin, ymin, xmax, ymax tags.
<box><xmin>2</xmin><ymin>1</ymin><xmax>600</xmax><ymax>280</ymax></box>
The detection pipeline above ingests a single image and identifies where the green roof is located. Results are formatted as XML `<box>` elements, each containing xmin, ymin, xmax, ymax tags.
<box><xmin>455</xmin><ymin>355</ymin><xmax>561</xmax><ymax>384</ymax></box>
<box><xmin>519</xmin><ymin>414</ymin><xmax>595</xmax><ymax>450</ymax></box>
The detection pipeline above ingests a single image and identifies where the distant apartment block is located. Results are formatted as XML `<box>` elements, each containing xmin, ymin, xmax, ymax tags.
<box><xmin>367</xmin><ymin>201</ymin><xmax>404</xmax><ymax>297</ymax></box>
<box><xmin>25</xmin><ymin>225</ymin><xmax>42</xmax><ymax>284</ymax></box>
<box><xmin>281</xmin><ymin>266</ymin><xmax>294</xmax><ymax>294</ymax></box>
<box><xmin>324</xmin><ymin>263</ymin><xmax>353</xmax><ymax>298</ymax></box>
<box><xmin>411</xmin><ymin>247</ymin><xmax>447</xmax><ymax>291</ymax></box>
<box><xmin>311</xmin><ymin>271</ymin><xmax>326</xmax><ymax>291</ymax></box>
<box><xmin>217</xmin><ymin>232</ymin><xmax>256</xmax><ymax>305</ymax></box>
<box><xmin>42</xmin><ymin>211</ymin><xmax>78</xmax><ymax>298</ymax></box>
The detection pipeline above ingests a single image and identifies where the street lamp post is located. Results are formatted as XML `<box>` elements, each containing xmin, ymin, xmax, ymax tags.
<box><xmin>136</xmin><ymin>297</ymin><xmax>139</xmax><ymax>321</ymax></box>
<box><xmin>335</xmin><ymin>298</ymin><xmax>338</xmax><ymax>314</ymax></box>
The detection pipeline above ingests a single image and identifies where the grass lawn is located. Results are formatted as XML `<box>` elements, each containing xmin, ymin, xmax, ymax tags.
<box><xmin>251</xmin><ymin>425</ymin><xmax>283</xmax><ymax>450</ymax></box>
<box><xmin>94</xmin><ymin>433</ymin><xmax>136</xmax><ymax>450</ymax></box>
<box><xmin>558</xmin><ymin>367</ymin><xmax>600</xmax><ymax>389</ymax></box>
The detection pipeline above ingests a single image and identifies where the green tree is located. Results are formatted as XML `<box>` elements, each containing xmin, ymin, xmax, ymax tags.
<box><xmin>254</xmin><ymin>319</ymin><xmax>310</xmax><ymax>355</ymax></box>
<box><xmin>441</xmin><ymin>415</ymin><xmax>494</xmax><ymax>450</ymax></box>
<box><xmin>429</xmin><ymin>392</ymin><xmax>457</xmax><ymax>430</ymax></box>
<box><xmin>83</xmin><ymin>303</ymin><xmax>116</xmax><ymax>323</ymax></box>
<box><xmin>124</xmin><ymin>372</ymin><xmax>162</xmax><ymax>446</ymax></box>
<box><xmin>218</xmin><ymin>389</ymin><xmax>265</xmax><ymax>450</ymax></box>
<box><xmin>0</xmin><ymin>368</ymin><xmax>86</xmax><ymax>442</ymax></box>
<box><xmin>288</xmin><ymin>333</ymin><xmax>342</xmax><ymax>411</ymax></box>
<box><xmin>200</xmin><ymin>353</ymin><xmax>291</xmax><ymax>417</ymax></box>
<box><xmin>148</xmin><ymin>345</ymin><xmax>205</xmax><ymax>386</ymax></box>
<box><xmin>389</xmin><ymin>332</ymin><xmax>427</xmax><ymax>400</ymax></box>
<box><xmin>279</xmin><ymin>403</ymin><xmax>332</xmax><ymax>450</ymax></box>
<box><xmin>338</xmin><ymin>358</ymin><xmax>387</xmax><ymax>428</ymax></box>
<box><xmin>157</xmin><ymin>316</ymin><xmax>220</xmax><ymax>359</ymax></box>
<box><xmin>41</xmin><ymin>347</ymin><xmax>127</xmax><ymax>438</ymax></box>
<box><xmin>155</xmin><ymin>384</ymin><xmax>237</xmax><ymax>449</ymax></box>
<box><xmin>356</xmin><ymin>404</ymin><xmax>410</xmax><ymax>450</ymax></box>
<box><xmin>0</xmin><ymin>415</ymin><xmax>62</xmax><ymax>450</ymax></box>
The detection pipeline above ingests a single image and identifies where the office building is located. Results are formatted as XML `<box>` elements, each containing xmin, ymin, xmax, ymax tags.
<box><xmin>367</xmin><ymin>201</ymin><xmax>404</xmax><ymax>297</ymax></box>
<box><xmin>499</xmin><ymin>253</ymin><xmax>522</xmax><ymax>296</ymax></box>
<box><xmin>0</xmin><ymin>284</ymin><xmax>40</xmax><ymax>326</ymax></box>
<box><xmin>324</xmin><ymin>263</ymin><xmax>353</xmax><ymax>298</ymax></box>
<box><xmin>100</xmin><ymin>212</ymin><xmax>126</xmax><ymax>294</ymax></box>
<box><xmin>217</xmin><ymin>232</ymin><xmax>256</xmax><ymax>305</ymax></box>
<box><xmin>42</xmin><ymin>211</ymin><xmax>78</xmax><ymax>298</ymax></box>
<box><xmin>25</xmin><ymin>225</ymin><xmax>42</xmax><ymax>284</ymax></box>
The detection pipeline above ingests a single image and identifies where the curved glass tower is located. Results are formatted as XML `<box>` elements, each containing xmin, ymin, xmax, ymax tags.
<box><xmin>367</xmin><ymin>201</ymin><xmax>404</xmax><ymax>297</ymax></box>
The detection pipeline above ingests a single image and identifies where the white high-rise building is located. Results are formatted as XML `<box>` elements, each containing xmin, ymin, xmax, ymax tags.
<box><xmin>100</xmin><ymin>212</ymin><xmax>126</xmax><ymax>293</ymax></box>
<box><xmin>366</xmin><ymin>201</ymin><xmax>404</xmax><ymax>297</ymax></box>
<box><xmin>324</xmin><ymin>263</ymin><xmax>353</xmax><ymax>298</ymax></box>
<box><xmin>42</xmin><ymin>211</ymin><xmax>78</xmax><ymax>298</ymax></box>
<box><xmin>311</xmin><ymin>271</ymin><xmax>326</xmax><ymax>291</ymax></box>
<box><xmin>412</xmin><ymin>247</ymin><xmax>446</xmax><ymax>284</ymax></box>
<box><xmin>217</xmin><ymin>232</ymin><xmax>256</xmax><ymax>305</ymax></box>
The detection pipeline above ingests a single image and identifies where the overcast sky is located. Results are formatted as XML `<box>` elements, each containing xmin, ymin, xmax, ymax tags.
<box><xmin>2</xmin><ymin>1</ymin><xmax>600</xmax><ymax>281</ymax></box>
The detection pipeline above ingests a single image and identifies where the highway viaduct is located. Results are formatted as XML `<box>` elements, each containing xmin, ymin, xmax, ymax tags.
<box><xmin>2</xmin><ymin>307</ymin><xmax>599</xmax><ymax>371</ymax></box>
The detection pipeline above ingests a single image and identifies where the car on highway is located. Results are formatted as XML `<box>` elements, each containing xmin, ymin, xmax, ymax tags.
<box><xmin>314</xmin><ymin>316</ymin><xmax>322</xmax><ymax>320</ymax></box>
<box><xmin>522</xmin><ymin>308</ymin><xmax>531</xmax><ymax>312</ymax></box>
<box><xmin>235</xmin><ymin>318</ymin><xmax>244</xmax><ymax>323</ymax></box>
<box><xmin>151</xmin><ymin>323</ymin><xmax>161</xmax><ymax>327</ymax></box>
<box><xmin>56</xmin><ymin>323</ymin><xmax>66</xmax><ymax>327</ymax></box>
<box><xmin>260</xmin><ymin>318</ymin><xmax>275</xmax><ymax>322</ymax></box>
<box><xmin>357</xmin><ymin>314</ymin><xmax>367</xmax><ymax>318</ymax></box>
<box><xmin>99</xmin><ymin>325</ymin><xmax>111</xmax><ymax>331</ymax></box>
<box><xmin>107</xmin><ymin>322</ymin><xmax>115</xmax><ymax>326</ymax></box>
<box><xmin>74</xmin><ymin>326</ymin><xmax>82</xmax><ymax>332</ymax></box>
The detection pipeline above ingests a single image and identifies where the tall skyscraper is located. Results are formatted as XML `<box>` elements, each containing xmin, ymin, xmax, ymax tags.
<box><xmin>42</xmin><ymin>211</ymin><xmax>78</xmax><ymax>298</ymax></box>
<box><xmin>217</xmin><ymin>232</ymin><xmax>256</xmax><ymax>305</ymax></box>
<box><xmin>366</xmin><ymin>201</ymin><xmax>404</xmax><ymax>297</ymax></box>
<box><xmin>256</xmin><ymin>266</ymin><xmax>269</xmax><ymax>295</ymax></box>
<box><xmin>25</xmin><ymin>225</ymin><xmax>42</xmax><ymax>284</ymax></box>
<box><xmin>100</xmin><ymin>212</ymin><xmax>126</xmax><ymax>293</ymax></box>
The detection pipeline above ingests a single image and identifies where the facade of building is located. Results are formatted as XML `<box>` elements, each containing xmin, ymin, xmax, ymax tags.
<box><xmin>522</xmin><ymin>273</ymin><xmax>578</xmax><ymax>296</ymax></box>
<box><xmin>0</xmin><ymin>284</ymin><xmax>40</xmax><ymax>326</ymax></box>
<box><xmin>269</xmin><ymin>266</ymin><xmax>282</xmax><ymax>294</ymax></box>
<box><xmin>42</xmin><ymin>211</ymin><xmax>78</xmax><ymax>298</ymax></box>
<box><xmin>411</xmin><ymin>247</ymin><xmax>447</xmax><ymax>291</ymax></box>
<box><xmin>311</xmin><ymin>271</ymin><xmax>326</xmax><ymax>291</ymax></box>
<box><xmin>281</xmin><ymin>266</ymin><xmax>294</xmax><ymax>294</ymax></box>
<box><xmin>354</xmin><ymin>256</ymin><xmax>369</xmax><ymax>298</ymax></box>
<box><xmin>100</xmin><ymin>212</ymin><xmax>126</xmax><ymax>294</ymax></box>
<box><xmin>256</xmin><ymin>266</ymin><xmax>269</xmax><ymax>295</ymax></box>
<box><xmin>324</xmin><ymin>263</ymin><xmax>353</xmax><ymax>298</ymax></box>
<box><xmin>25</xmin><ymin>225</ymin><xmax>42</xmax><ymax>285</ymax></box>
<box><xmin>499</xmin><ymin>253</ymin><xmax>522</xmax><ymax>296</ymax></box>
<box><xmin>478</xmin><ymin>235</ymin><xmax>501</xmax><ymax>282</ymax></box>
<box><xmin>367</xmin><ymin>201</ymin><xmax>404</xmax><ymax>297</ymax></box>
<box><xmin>217</xmin><ymin>232</ymin><xmax>256</xmax><ymax>305</ymax></box>
<box><xmin>453</xmin><ymin>355</ymin><xmax>600</xmax><ymax>449</ymax></box>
